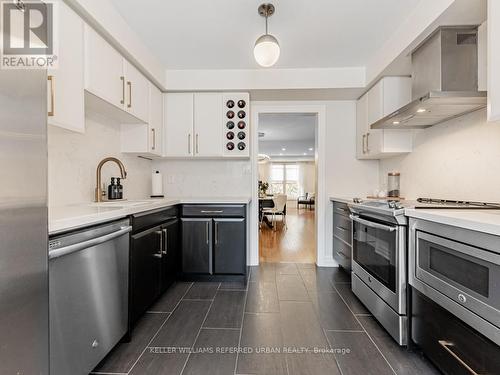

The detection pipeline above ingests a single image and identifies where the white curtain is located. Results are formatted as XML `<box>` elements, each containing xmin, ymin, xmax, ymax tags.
<box><xmin>259</xmin><ymin>161</ymin><xmax>316</xmax><ymax>199</ymax></box>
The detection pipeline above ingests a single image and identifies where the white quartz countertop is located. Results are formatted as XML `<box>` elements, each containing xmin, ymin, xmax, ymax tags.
<box><xmin>405</xmin><ymin>208</ymin><xmax>500</xmax><ymax>237</ymax></box>
<box><xmin>49</xmin><ymin>197</ymin><xmax>252</xmax><ymax>235</ymax></box>
<box><xmin>329</xmin><ymin>197</ymin><xmax>356</xmax><ymax>204</ymax></box>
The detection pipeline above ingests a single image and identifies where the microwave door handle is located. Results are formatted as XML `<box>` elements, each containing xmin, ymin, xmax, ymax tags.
<box><xmin>349</xmin><ymin>215</ymin><xmax>397</xmax><ymax>232</ymax></box>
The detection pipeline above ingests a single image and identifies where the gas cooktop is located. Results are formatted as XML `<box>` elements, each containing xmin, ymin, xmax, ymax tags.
<box><xmin>413</xmin><ymin>198</ymin><xmax>500</xmax><ymax>209</ymax></box>
<box><xmin>350</xmin><ymin>197</ymin><xmax>500</xmax><ymax>211</ymax></box>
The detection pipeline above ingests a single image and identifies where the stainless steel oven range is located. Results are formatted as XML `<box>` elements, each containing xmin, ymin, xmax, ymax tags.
<box><xmin>349</xmin><ymin>200</ymin><xmax>408</xmax><ymax>345</ymax></box>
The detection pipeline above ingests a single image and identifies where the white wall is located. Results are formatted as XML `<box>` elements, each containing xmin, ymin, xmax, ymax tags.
<box><xmin>299</xmin><ymin>162</ymin><xmax>316</xmax><ymax>196</ymax></box>
<box><xmin>324</xmin><ymin>101</ymin><xmax>380</xmax><ymax>198</ymax></box>
<box><xmin>258</xmin><ymin>162</ymin><xmax>270</xmax><ymax>183</ymax></box>
<box><xmin>379</xmin><ymin>109</ymin><xmax>500</xmax><ymax>201</ymax></box>
<box><xmin>48</xmin><ymin>113</ymin><xmax>152</xmax><ymax>207</ymax></box>
<box><xmin>323</xmin><ymin>101</ymin><xmax>379</xmax><ymax>266</ymax></box>
<box><xmin>152</xmin><ymin>159</ymin><xmax>252</xmax><ymax>198</ymax></box>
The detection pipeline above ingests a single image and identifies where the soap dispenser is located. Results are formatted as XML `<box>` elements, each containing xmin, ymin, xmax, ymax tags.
<box><xmin>116</xmin><ymin>178</ymin><xmax>123</xmax><ymax>199</ymax></box>
<box><xmin>108</xmin><ymin>177</ymin><xmax>116</xmax><ymax>200</ymax></box>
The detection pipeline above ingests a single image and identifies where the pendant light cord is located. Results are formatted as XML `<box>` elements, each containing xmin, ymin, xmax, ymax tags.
<box><xmin>265</xmin><ymin>13</ymin><xmax>268</xmax><ymax>35</ymax></box>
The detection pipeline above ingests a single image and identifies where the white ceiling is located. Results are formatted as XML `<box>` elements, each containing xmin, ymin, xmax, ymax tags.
<box><xmin>110</xmin><ymin>0</ymin><xmax>421</xmax><ymax>70</ymax></box>
<box><xmin>259</xmin><ymin>113</ymin><xmax>316</xmax><ymax>141</ymax></box>
<box><xmin>259</xmin><ymin>113</ymin><xmax>316</xmax><ymax>158</ymax></box>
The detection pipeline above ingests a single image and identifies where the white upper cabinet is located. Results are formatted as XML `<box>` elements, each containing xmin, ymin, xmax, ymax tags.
<box><xmin>149</xmin><ymin>84</ymin><xmax>163</xmax><ymax>156</ymax></box>
<box><xmin>163</xmin><ymin>93</ymin><xmax>194</xmax><ymax>157</ymax></box>
<box><xmin>193</xmin><ymin>93</ymin><xmax>223</xmax><ymax>157</ymax></box>
<box><xmin>84</xmin><ymin>25</ymin><xmax>124</xmax><ymax>109</ymax></box>
<box><xmin>356</xmin><ymin>94</ymin><xmax>368</xmax><ymax>159</ymax></box>
<box><xmin>123</xmin><ymin>60</ymin><xmax>149</xmax><ymax>123</ymax></box>
<box><xmin>84</xmin><ymin>25</ymin><xmax>149</xmax><ymax>123</ymax></box>
<box><xmin>357</xmin><ymin>77</ymin><xmax>413</xmax><ymax>159</ymax></box>
<box><xmin>488</xmin><ymin>0</ymin><xmax>500</xmax><ymax>121</ymax></box>
<box><xmin>121</xmin><ymin>83</ymin><xmax>162</xmax><ymax>156</ymax></box>
<box><xmin>47</xmin><ymin>1</ymin><xmax>84</xmax><ymax>133</ymax></box>
<box><xmin>163</xmin><ymin>92</ymin><xmax>246</xmax><ymax>159</ymax></box>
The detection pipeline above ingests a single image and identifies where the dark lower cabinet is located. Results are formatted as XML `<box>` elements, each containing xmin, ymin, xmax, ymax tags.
<box><xmin>130</xmin><ymin>226</ymin><xmax>162</xmax><ymax>325</ymax></box>
<box><xmin>160</xmin><ymin>219</ymin><xmax>179</xmax><ymax>294</ymax></box>
<box><xmin>214</xmin><ymin>218</ymin><xmax>246</xmax><ymax>274</ymax></box>
<box><xmin>411</xmin><ymin>289</ymin><xmax>500</xmax><ymax>375</ymax></box>
<box><xmin>181</xmin><ymin>204</ymin><xmax>247</xmax><ymax>277</ymax></box>
<box><xmin>129</xmin><ymin>207</ymin><xmax>179</xmax><ymax>328</ymax></box>
<box><xmin>181</xmin><ymin>218</ymin><xmax>212</xmax><ymax>274</ymax></box>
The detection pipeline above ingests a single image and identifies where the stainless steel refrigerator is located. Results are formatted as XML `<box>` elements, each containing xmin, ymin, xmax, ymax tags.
<box><xmin>0</xmin><ymin>67</ymin><xmax>49</xmax><ymax>373</ymax></box>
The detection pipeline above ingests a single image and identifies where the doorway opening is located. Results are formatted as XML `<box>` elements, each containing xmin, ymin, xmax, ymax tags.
<box><xmin>257</xmin><ymin>113</ymin><xmax>318</xmax><ymax>264</ymax></box>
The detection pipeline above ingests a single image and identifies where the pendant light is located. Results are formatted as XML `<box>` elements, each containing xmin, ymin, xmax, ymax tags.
<box><xmin>254</xmin><ymin>3</ymin><xmax>280</xmax><ymax>67</ymax></box>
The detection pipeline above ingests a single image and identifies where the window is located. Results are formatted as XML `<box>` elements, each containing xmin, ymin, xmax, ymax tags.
<box><xmin>270</xmin><ymin>163</ymin><xmax>299</xmax><ymax>199</ymax></box>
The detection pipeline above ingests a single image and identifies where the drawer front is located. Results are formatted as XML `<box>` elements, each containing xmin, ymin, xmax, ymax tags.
<box><xmin>182</xmin><ymin>204</ymin><xmax>246</xmax><ymax>218</ymax></box>
<box><xmin>412</xmin><ymin>289</ymin><xmax>500</xmax><ymax>375</ymax></box>
<box><xmin>332</xmin><ymin>201</ymin><xmax>350</xmax><ymax>217</ymax></box>
<box><xmin>333</xmin><ymin>213</ymin><xmax>352</xmax><ymax>245</ymax></box>
<box><xmin>131</xmin><ymin>206</ymin><xmax>178</xmax><ymax>233</ymax></box>
<box><xmin>334</xmin><ymin>236</ymin><xmax>351</xmax><ymax>270</ymax></box>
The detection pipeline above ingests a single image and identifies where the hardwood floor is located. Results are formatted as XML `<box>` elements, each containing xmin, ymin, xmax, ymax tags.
<box><xmin>259</xmin><ymin>204</ymin><xmax>316</xmax><ymax>263</ymax></box>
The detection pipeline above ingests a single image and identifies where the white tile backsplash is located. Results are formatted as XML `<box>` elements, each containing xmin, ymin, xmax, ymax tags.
<box><xmin>152</xmin><ymin>159</ymin><xmax>252</xmax><ymax>198</ymax></box>
<box><xmin>48</xmin><ymin>113</ymin><xmax>152</xmax><ymax>207</ymax></box>
<box><xmin>379</xmin><ymin>109</ymin><xmax>500</xmax><ymax>201</ymax></box>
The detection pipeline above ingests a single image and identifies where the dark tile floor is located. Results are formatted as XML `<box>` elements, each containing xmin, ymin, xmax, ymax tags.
<box><xmin>91</xmin><ymin>263</ymin><xmax>439</xmax><ymax>375</ymax></box>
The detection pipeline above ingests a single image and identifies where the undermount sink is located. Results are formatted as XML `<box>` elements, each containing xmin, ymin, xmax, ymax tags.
<box><xmin>90</xmin><ymin>200</ymin><xmax>154</xmax><ymax>208</ymax></box>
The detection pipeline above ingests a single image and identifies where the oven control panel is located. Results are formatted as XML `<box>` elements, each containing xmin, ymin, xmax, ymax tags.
<box><xmin>223</xmin><ymin>93</ymin><xmax>250</xmax><ymax>157</ymax></box>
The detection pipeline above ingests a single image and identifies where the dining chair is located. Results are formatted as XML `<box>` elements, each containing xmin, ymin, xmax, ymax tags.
<box><xmin>262</xmin><ymin>194</ymin><xmax>287</xmax><ymax>231</ymax></box>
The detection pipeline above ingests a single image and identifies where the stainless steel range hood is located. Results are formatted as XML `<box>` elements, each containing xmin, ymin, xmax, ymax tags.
<box><xmin>372</xmin><ymin>27</ymin><xmax>486</xmax><ymax>130</ymax></box>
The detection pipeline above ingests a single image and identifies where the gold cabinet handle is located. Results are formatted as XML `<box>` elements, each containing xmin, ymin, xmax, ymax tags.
<box><xmin>120</xmin><ymin>76</ymin><xmax>125</xmax><ymax>105</ymax></box>
<box><xmin>188</xmin><ymin>134</ymin><xmax>192</xmax><ymax>154</ymax></box>
<box><xmin>162</xmin><ymin>228</ymin><xmax>167</xmax><ymax>255</ymax></box>
<box><xmin>48</xmin><ymin>75</ymin><xmax>55</xmax><ymax>116</ymax></box>
<box><xmin>155</xmin><ymin>230</ymin><xmax>163</xmax><ymax>259</ymax></box>
<box><xmin>151</xmin><ymin>128</ymin><xmax>156</xmax><ymax>150</ymax></box>
<box><xmin>127</xmin><ymin>81</ymin><xmax>132</xmax><ymax>108</ymax></box>
<box><xmin>438</xmin><ymin>340</ymin><xmax>479</xmax><ymax>375</ymax></box>
<box><xmin>362</xmin><ymin>134</ymin><xmax>366</xmax><ymax>154</ymax></box>
<box><xmin>366</xmin><ymin>132</ymin><xmax>370</xmax><ymax>153</ymax></box>
<box><xmin>196</xmin><ymin>134</ymin><xmax>199</xmax><ymax>154</ymax></box>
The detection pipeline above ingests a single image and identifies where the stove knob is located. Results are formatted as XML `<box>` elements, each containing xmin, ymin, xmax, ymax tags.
<box><xmin>226</xmin><ymin>100</ymin><xmax>235</xmax><ymax>108</ymax></box>
<box><xmin>226</xmin><ymin>121</ymin><xmax>235</xmax><ymax>129</ymax></box>
<box><xmin>226</xmin><ymin>132</ymin><xmax>235</xmax><ymax>140</ymax></box>
<box><xmin>237</xmin><ymin>110</ymin><xmax>246</xmax><ymax>119</ymax></box>
<box><xmin>237</xmin><ymin>99</ymin><xmax>246</xmax><ymax>108</ymax></box>
<box><xmin>226</xmin><ymin>110</ymin><xmax>235</xmax><ymax>119</ymax></box>
<box><xmin>226</xmin><ymin>142</ymin><xmax>235</xmax><ymax>151</ymax></box>
<box><xmin>237</xmin><ymin>142</ymin><xmax>246</xmax><ymax>151</ymax></box>
<box><xmin>237</xmin><ymin>121</ymin><xmax>246</xmax><ymax>129</ymax></box>
<box><xmin>237</xmin><ymin>131</ymin><xmax>246</xmax><ymax>140</ymax></box>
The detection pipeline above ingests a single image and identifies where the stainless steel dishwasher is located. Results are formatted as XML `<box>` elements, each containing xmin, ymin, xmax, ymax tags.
<box><xmin>49</xmin><ymin>219</ymin><xmax>131</xmax><ymax>375</ymax></box>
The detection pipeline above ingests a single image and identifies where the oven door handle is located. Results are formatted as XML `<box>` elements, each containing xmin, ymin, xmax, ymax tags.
<box><xmin>350</xmin><ymin>215</ymin><xmax>397</xmax><ymax>232</ymax></box>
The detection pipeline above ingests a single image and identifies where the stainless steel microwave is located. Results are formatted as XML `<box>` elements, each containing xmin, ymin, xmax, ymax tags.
<box><xmin>409</xmin><ymin>218</ymin><xmax>500</xmax><ymax>346</ymax></box>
